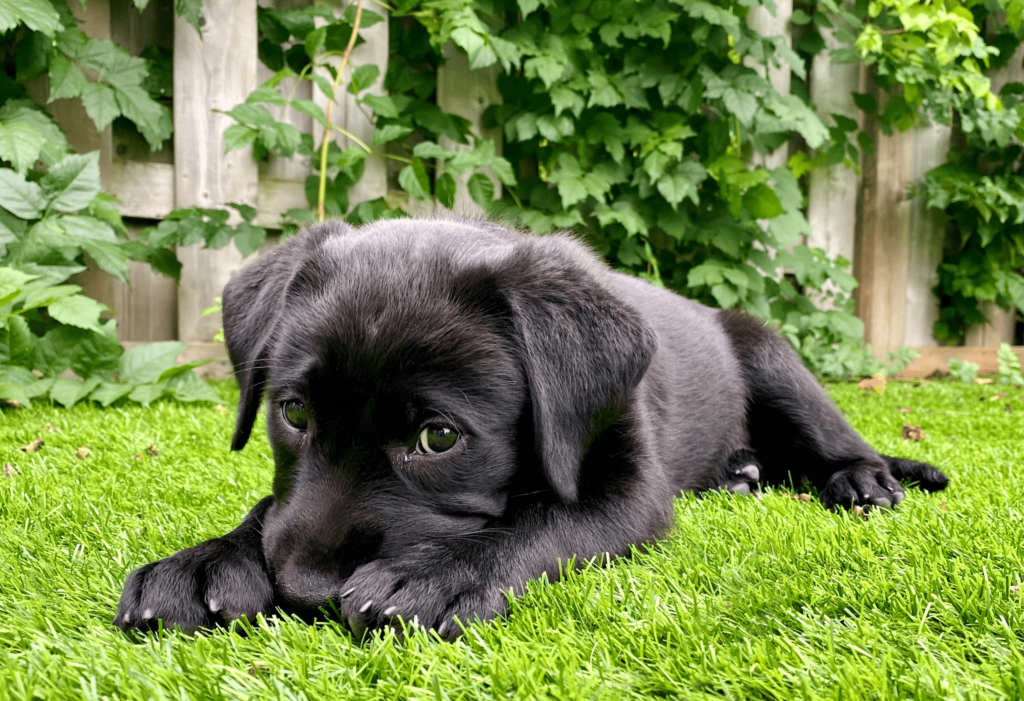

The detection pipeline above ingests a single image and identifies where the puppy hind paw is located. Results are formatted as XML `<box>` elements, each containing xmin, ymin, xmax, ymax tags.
<box><xmin>715</xmin><ymin>450</ymin><xmax>762</xmax><ymax>497</ymax></box>
<box><xmin>820</xmin><ymin>467</ymin><xmax>905</xmax><ymax>512</ymax></box>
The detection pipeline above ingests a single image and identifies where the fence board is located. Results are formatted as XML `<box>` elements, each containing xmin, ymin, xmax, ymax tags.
<box><xmin>312</xmin><ymin>3</ymin><xmax>390</xmax><ymax>209</ymax></box>
<box><xmin>903</xmin><ymin>121</ymin><xmax>951</xmax><ymax>347</ymax></box>
<box><xmin>896</xmin><ymin>346</ymin><xmax>1023</xmax><ymax>378</ymax></box>
<box><xmin>174</xmin><ymin>0</ymin><xmax>259</xmax><ymax>343</ymax></box>
<box><xmin>964</xmin><ymin>38</ymin><xmax>1024</xmax><ymax>346</ymax></box>
<box><xmin>436</xmin><ymin>43</ymin><xmax>503</xmax><ymax>215</ymax></box>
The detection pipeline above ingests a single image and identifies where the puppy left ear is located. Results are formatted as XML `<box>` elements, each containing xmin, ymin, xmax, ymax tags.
<box><xmin>503</xmin><ymin>235</ymin><xmax>657</xmax><ymax>504</ymax></box>
<box><xmin>222</xmin><ymin>248</ymin><xmax>289</xmax><ymax>451</ymax></box>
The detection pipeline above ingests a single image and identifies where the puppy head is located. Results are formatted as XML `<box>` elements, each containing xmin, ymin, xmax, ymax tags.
<box><xmin>222</xmin><ymin>219</ymin><xmax>655</xmax><ymax>603</ymax></box>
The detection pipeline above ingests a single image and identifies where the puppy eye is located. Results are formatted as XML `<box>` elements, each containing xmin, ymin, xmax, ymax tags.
<box><xmin>282</xmin><ymin>400</ymin><xmax>309</xmax><ymax>430</ymax></box>
<box><xmin>416</xmin><ymin>426</ymin><xmax>458</xmax><ymax>454</ymax></box>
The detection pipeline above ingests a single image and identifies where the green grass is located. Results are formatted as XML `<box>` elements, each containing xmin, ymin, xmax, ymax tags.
<box><xmin>0</xmin><ymin>380</ymin><xmax>1020</xmax><ymax>700</ymax></box>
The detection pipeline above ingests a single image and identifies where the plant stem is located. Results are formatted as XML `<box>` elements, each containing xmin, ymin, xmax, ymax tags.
<box><xmin>317</xmin><ymin>0</ymin><xmax>364</xmax><ymax>222</ymax></box>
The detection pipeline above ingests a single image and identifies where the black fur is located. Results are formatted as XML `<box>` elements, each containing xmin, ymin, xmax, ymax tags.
<box><xmin>114</xmin><ymin>218</ymin><xmax>949</xmax><ymax>638</ymax></box>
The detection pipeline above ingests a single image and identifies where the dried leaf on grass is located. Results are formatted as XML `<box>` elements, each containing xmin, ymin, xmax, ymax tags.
<box><xmin>215</xmin><ymin>405</ymin><xmax>229</xmax><ymax>414</ymax></box>
<box><xmin>900</xmin><ymin>407</ymin><xmax>912</xmax><ymax>414</ymax></box>
<box><xmin>788</xmin><ymin>493</ymin><xmax>812</xmax><ymax>502</ymax></box>
<box><xmin>858</xmin><ymin>373</ymin><xmax>886</xmax><ymax>395</ymax></box>
<box><xmin>145</xmin><ymin>445</ymin><xmax>159</xmax><ymax>457</ymax></box>
<box><xmin>973</xmin><ymin>377</ymin><xmax>993</xmax><ymax>385</ymax></box>
<box><xmin>75</xmin><ymin>447</ymin><xmax>91</xmax><ymax>459</ymax></box>
<box><xmin>3</xmin><ymin>463</ymin><xmax>18</xmax><ymax>478</ymax></box>
<box><xmin>902</xmin><ymin>424</ymin><xmax>926</xmax><ymax>442</ymax></box>
<box><xmin>20</xmin><ymin>438</ymin><xmax>44</xmax><ymax>452</ymax></box>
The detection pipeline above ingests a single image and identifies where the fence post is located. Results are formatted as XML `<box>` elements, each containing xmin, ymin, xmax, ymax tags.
<box><xmin>436</xmin><ymin>44</ymin><xmax>503</xmax><ymax>214</ymax></box>
<box><xmin>854</xmin><ymin>71</ymin><xmax>951</xmax><ymax>354</ymax></box>
<box><xmin>173</xmin><ymin>0</ymin><xmax>259</xmax><ymax>343</ymax></box>
<box><xmin>746</xmin><ymin>0</ymin><xmax>793</xmax><ymax>170</ymax></box>
<box><xmin>806</xmin><ymin>21</ymin><xmax>860</xmax><ymax>295</ymax></box>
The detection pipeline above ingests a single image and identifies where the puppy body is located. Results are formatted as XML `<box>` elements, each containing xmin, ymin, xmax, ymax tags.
<box><xmin>115</xmin><ymin>218</ymin><xmax>948</xmax><ymax>637</ymax></box>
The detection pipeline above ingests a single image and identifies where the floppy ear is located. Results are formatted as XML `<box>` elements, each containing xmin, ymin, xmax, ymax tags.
<box><xmin>222</xmin><ymin>247</ymin><xmax>290</xmax><ymax>451</ymax></box>
<box><xmin>221</xmin><ymin>221</ymin><xmax>343</xmax><ymax>450</ymax></box>
<box><xmin>503</xmin><ymin>235</ymin><xmax>657</xmax><ymax>503</ymax></box>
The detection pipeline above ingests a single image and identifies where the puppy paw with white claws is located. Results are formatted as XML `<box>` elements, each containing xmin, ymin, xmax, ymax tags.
<box><xmin>337</xmin><ymin>545</ymin><xmax>507</xmax><ymax>640</ymax></box>
<box><xmin>820</xmin><ymin>465</ymin><xmax>905</xmax><ymax>511</ymax></box>
<box><xmin>115</xmin><ymin>540</ymin><xmax>273</xmax><ymax>635</ymax></box>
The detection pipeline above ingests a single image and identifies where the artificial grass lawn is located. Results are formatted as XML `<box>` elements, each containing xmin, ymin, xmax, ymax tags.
<box><xmin>0</xmin><ymin>380</ymin><xmax>1020</xmax><ymax>701</ymax></box>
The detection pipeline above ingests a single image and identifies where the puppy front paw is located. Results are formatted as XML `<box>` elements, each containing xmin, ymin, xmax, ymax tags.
<box><xmin>115</xmin><ymin>541</ymin><xmax>274</xmax><ymax>635</ymax></box>
<box><xmin>339</xmin><ymin>547</ymin><xmax>508</xmax><ymax>640</ymax></box>
<box><xmin>820</xmin><ymin>466</ymin><xmax>905</xmax><ymax>511</ymax></box>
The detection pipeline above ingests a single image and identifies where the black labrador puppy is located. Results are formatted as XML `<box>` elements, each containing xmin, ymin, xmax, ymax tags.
<box><xmin>115</xmin><ymin>218</ymin><xmax>948</xmax><ymax>637</ymax></box>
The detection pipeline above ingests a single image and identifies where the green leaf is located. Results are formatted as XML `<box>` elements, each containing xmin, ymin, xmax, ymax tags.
<box><xmin>224</xmin><ymin>124</ymin><xmax>258</xmax><ymax>153</ymax></box>
<box><xmin>176</xmin><ymin>0</ymin><xmax>202</xmax><ymax>35</ymax></box>
<box><xmin>119</xmin><ymin>341</ymin><xmax>186</xmax><ymax>384</ymax></box>
<box><xmin>58</xmin><ymin>214</ymin><xmax>117</xmax><ymax>242</ymax></box>
<box><xmin>743</xmin><ymin>184</ymin><xmax>784</xmax><ymax>219</ymax></box>
<box><xmin>0</xmin><ymin>168</ymin><xmax>46</xmax><ymax>219</ymax></box>
<box><xmin>70</xmin><ymin>318</ymin><xmax>122</xmax><ymax>378</ymax></box>
<box><xmin>47</xmin><ymin>53</ymin><xmax>86</xmax><ymax>102</ymax></box>
<box><xmin>290</xmin><ymin>99</ymin><xmax>327</xmax><ymax>127</ymax></box>
<box><xmin>49</xmin><ymin>376</ymin><xmax>102</xmax><ymax>408</ymax></box>
<box><xmin>114</xmin><ymin>84</ymin><xmax>172</xmax><ymax>150</ymax></box>
<box><xmin>467</xmin><ymin>173</ymin><xmax>495</xmax><ymax>211</ymax></box>
<box><xmin>246</xmin><ymin>86</ymin><xmax>286</xmax><ymax>106</ymax></box>
<box><xmin>0</xmin><ymin>381</ymin><xmax>31</xmax><ymax>408</ymax></box>
<box><xmin>348</xmin><ymin>65</ymin><xmax>380</xmax><ymax>94</ymax></box>
<box><xmin>128</xmin><ymin>381</ymin><xmax>167</xmax><ymax>406</ymax></box>
<box><xmin>233</xmin><ymin>222</ymin><xmax>267</xmax><ymax>258</ymax></box>
<box><xmin>851</xmin><ymin>92</ymin><xmax>877</xmax><ymax>114</ymax></box>
<box><xmin>412</xmin><ymin>142</ymin><xmax>455</xmax><ymax>160</ymax></box>
<box><xmin>0</xmin><ymin>315</ymin><xmax>34</xmax><ymax>366</ymax></box>
<box><xmin>398</xmin><ymin>159</ymin><xmax>431</xmax><ymax>200</ymax></box>
<box><xmin>0</xmin><ymin>121</ymin><xmax>44</xmax><ymax>174</ymax></box>
<box><xmin>435</xmin><ymin>172</ymin><xmax>456</xmax><ymax>209</ymax></box>
<box><xmin>83</xmin><ymin>241</ymin><xmax>130</xmax><ymax>283</ymax></box>
<box><xmin>228</xmin><ymin>202</ymin><xmax>258</xmax><ymax>223</ymax></box>
<box><xmin>0</xmin><ymin>0</ymin><xmax>62</xmax><ymax>35</ymax></box>
<box><xmin>710</xmin><ymin>283</ymin><xmax>739</xmax><ymax>308</ymax></box>
<box><xmin>90</xmin><ymin>381</ymin><xmax>134</xmax><ymax>407</ymax></box>
<box><xmin>42</xmin><ymin>152</ymin><xmax>101</xmax><ymax>213</ymax></box>
<box><xmin>48</xmin><ymin>294</ymin><xmax>107</xmax><ymax>333</ymax></box>
<box><xmin>80</xmin><ymin>82</ymin><xmax>120</xmax><ymax>132</ymax></box>
<box><xmin>168</xmin><ymin>369</ymin><xmax>223</xmax><ymax>403</ymax></box>
<box><xmin>21</xmin><ymin>284</ymin><xmax>80</xmax><ymax>312</ymax></box>
<box><xmin>371</xmin><ymin>123</ymin><xmax>414</xmax><ymax>145</ymax></box>
<box><xmin>156</xmin><ymin>357</ymin><xmax>216</xmax><ymax>382</ymax></box>
<box><xmin>0</xmin><ymin>101</ymin><xmax>68</xmax><ymax>167</ymax></box>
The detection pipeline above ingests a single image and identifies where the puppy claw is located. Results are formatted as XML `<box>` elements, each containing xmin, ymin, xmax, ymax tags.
<box><xmin>340</xmin><ymin>587</ymin><xmax>355</xmax><ymax>599</ymax></box>
<box><xmin>358</xmin><ymin>600</ymin><xmax>373</xmax><ymax>614</ymax></box>
<box><xmin>437</xmin><ymin>621</ymin><xmax>450</xmax><ymax>638</ymax></box>
<box><xmin>735</xmin><ymin>464</ymin><xmax>760</xmax><ymax>482</ymax></box>
<box><xmin>729</xmin><ymin>482</ymin><xmax>751</xmax><ymax>495</ymax></box>
<box><xmin>383</xmin><ymin>606</ymin><xmax>398</xmax><ymax>617</ymax></box>
<box><xmin>347</xmin><ymin>614</ymin><xmax>367</xmax><ymax>640</ymax></box>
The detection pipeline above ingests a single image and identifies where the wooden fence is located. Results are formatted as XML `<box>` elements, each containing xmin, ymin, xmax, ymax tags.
<box><xmin>35</xmin><ymin>0</ymin><xmax>1023</xmax><ymax>378</ymax></box>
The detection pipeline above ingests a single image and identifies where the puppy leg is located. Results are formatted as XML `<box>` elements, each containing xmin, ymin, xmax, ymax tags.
<box><xmin>719</xmin><ymin>311</ymin><xmax>948</xmax><ymax>510</ymax></box>
<box><xmin>115</xmin><ymin>496</ymin><xmax>275</xmax><ymax>634</ymax></box>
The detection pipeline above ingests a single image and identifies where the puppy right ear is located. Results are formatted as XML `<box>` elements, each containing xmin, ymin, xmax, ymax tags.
<box><xmin>222</xmin><ymin>248</ymin><xmax>289</xmax><ymax>451</ymax></box>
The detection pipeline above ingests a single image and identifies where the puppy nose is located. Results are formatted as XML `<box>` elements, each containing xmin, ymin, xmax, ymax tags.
<box><xmin>275</xmin><ymin>562</ymin><xmax>342</xmax><ymax>612</ymax></box>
